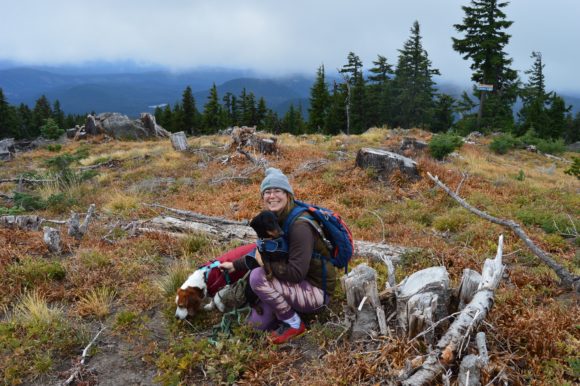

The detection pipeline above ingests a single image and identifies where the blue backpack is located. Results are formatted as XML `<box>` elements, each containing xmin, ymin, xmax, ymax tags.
<box><xmin>283</xmin><ymin>200</ymin><xmax>355</xmax><ymax>273</ymax></box>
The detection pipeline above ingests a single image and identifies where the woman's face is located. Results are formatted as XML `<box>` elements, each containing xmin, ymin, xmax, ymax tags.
<box><xmin>262</xmin><ymin>188</ymin><xmax>288</xmax><ymax>214</ymax></box>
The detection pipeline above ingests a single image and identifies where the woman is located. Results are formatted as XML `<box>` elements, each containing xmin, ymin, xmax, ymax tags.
<box><xmin>220</xmin><ymin>167</ymin><xmax>337</xmax><ymax>344</ymax></box>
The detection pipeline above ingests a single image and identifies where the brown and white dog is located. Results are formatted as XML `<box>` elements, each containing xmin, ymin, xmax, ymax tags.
<box><xmin>174</xmin><ymin>243</ymin><xmax>258</xmax><ymax>320</ymax></box>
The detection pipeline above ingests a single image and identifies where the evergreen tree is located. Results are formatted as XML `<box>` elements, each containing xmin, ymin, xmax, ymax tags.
<box><xmin>181</xmin><ymin>86</ymin><xmax>198</xmax><ymax>135</ymax></box>
<box><xmin>202</xmin><ymin>83</ymin><xmax>222</xmax><ymax>134</ymax></box>
<box><xmin>325</xmin><ymin>81</ymin><xmax>347</xmax><ymax>135</ymax></box>
<box><xmin>154</xmin><ymin>106</ymin><xmax>164</xmax><ymax>127</ymax></box>
<box><xmin>17</xmin><ymin>104</ymin><xmax>33</xmax><ymax>139</ymax></box>
<box><xmin>238</xmin><ymin>89</ymin><xmax>257</xmax><ymax>126</ymax></box>
<box><xmin>172</xmin><ymin>103</ymin><xmax>184</xmax><ymax>132</ymax></box>
<box><xmin>256</xmin><ymin>97</ymin><xmax>268</xmax><ymax>129</ymax></box>
<box><xmin>452</xmin><ymin>0</ymin><xmax>519</xmax><ymax>130</ymax></box>
<box><xmin>339</xmin><ymin>52</ymin><xmax>367</xmax><ymax>133</ymax></box>
<box><xmin>281</xmin><ymin>104</ymin><xmax>305</xmax><ymax>135</ymax></box>
<box><xmin>308</xmin><ymin>64</ymin><xmax>330</xmax><ymax>133</ymax></box>
<box><xmin>564</xmin><ymin>112</ymin><xmax>580</xmax><ymax>144</ymax></box>
<box><xmin>0</xmin><ymin>88</ymin><xmax>10</xmax><ymax>138</ymax></box>
<box><xmin>40</xmin><ymin>117</ymin><xmax>64</xmax><ymax>140</ymax></box>
<box><xmin>31</xmin><ymin>95</ymin><xmax>52</xmax><ymax>137</ymax></box>
<box><xmin>52</xmin><ymin>100</ymin><xmax>65</xmax><ymax>129</ymax></box>
<box><xmin>545</xmin><ymin>94</ymin><xmax>570</xmax><ymax>139</ymax></box>
<box><xmin>222</xmin><ymin>92</ymin><xmax>236</xmax><ymax>127</ymax></box>
<box><xmin>367</xmin><ymin>55</ymin><xmax>394</xmax><ymax>128</ymax></box>
<box><xmin>161</xmin><ymin>105</ymin><xmax>173</xmax><ymax>132</ymax></box>
<box><xmin>431</xmin><ymin>94</ymin><xmax>456</xmax><ymax>133</ymax></box>
<box><xmin>392</xmin><ymin>21</ymin><xmax>440</xmax><ymax>129</ymax></box>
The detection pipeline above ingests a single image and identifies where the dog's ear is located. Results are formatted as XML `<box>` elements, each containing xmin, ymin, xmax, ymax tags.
<box><xmin>179</xmin><ymin>287</ymin><xmax>204</xmax><ymax>314</ymax></box>
<box><xmin>267</xmin><ymin>229</ymin><xmax>283</xmax><ymax>238</ymax></box>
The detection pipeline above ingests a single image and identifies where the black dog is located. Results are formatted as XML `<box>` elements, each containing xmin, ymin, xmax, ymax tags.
<box><xmin>250</xmin><ymin>210</ymin><xmax>289</xmax><ymax>280</ymax></box>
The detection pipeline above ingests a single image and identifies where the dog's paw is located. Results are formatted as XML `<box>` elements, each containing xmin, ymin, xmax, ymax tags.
<box><xmin>203</xmin><ymin>301</ymin><xmax>215</xmax><ymax>311</ymax></box>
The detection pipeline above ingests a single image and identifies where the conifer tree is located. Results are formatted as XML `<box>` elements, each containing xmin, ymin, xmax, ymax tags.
<box><xmin>339</xmin><ymin>52</ymin><xmax>366</xmax><ymax>134</ymax></box>
<box><xmin>202</xmin><ymin>83</ymin><xmax>222</xmax><ymax>134</ymax></box>
<box><xmin>308</xmin><ymin>64</ymin><xmax>330</xmax><ymax>133</ymax></box>
<box><xmin>32</xmin><ymin>95</ymin><xmax>52</xmax><ymax>137</ymax></box>
<box><xmin>181</xmin><ymin>86</ymin><xmax>198</xmax><ymax>135</ymax></box>
<box><xmin>17</xmin><ymin>104</ymin><xmax>33</xmax><ymax>139</ymax></box>
<box><xmin>256</xmin><ymin>97</ymin><xmax>268</xmax><ymax>129</ymax></box>
<box><xmin>392</xmin><ymin>21</ymin><xmax>440</xmax><ymax>129</ymax></box>
<box><xmin>281</xmin><ymin>104</ymin><xmax>305</xmax><ymax>135</ymax></box>
<box><xmin>431</xmin><ymin>94</ymin><xmax>456</xmax><ymax>132</ymax></box>
<box><xmin>367</xmin><ymin>55</ymin><xmax>394</xmax><ymax>128</ymax></box>
<box><xmin>52</xmin><ymin>100</ymin><xmax>65</xmax><ymax>130</ymax></box>
<box><xmin>452</xmin><ymin>0</ymin><xmax>518</xmax><ymax>130</ymax></box>
<box><xmin>0</xmin><ymin>88</ymin><xmax>10</xmax><ymax>138</ymax></box>
<box><xmin>325</xmin><ymin>81</ymin><xmax>347</xmax><ymax>135</ymax></box>
<box><xmin>222</xmin><ymin>92</ymin><xmax>236</xmax><ymax>127</ymax></box>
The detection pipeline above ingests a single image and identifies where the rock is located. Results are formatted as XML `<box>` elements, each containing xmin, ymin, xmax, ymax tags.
<box><xmin>566</xmin><ymin>141</ymin><xmax>580</xmax><ymax>152</ymax></box>
<box><xmin>0</xmin><ymin>138</ymin><xmax>16</xmax><ymax>161</ymax></box>
<box><xmin>400</xmin><ymin>137</ymin><xmax>428</xmax><ymax>152</ymax></box>
<box><xmin>91</xmin><ymin>113</ymin><xmax>169</xmax><ymax>140</ymax></box>
<box><xmin>355</xmin><ymin>147</ymin><xmax>420</xmax><ymax>181</ymax></box>
<box><xmin>66</xmin><ymin>128</ymin><xmax>78</xmax><ymax>139</ymax></box>
<box><xmin>85</xmin><ymin>115</ymin><xmax>100</xmax><ymax>135</ymax></box>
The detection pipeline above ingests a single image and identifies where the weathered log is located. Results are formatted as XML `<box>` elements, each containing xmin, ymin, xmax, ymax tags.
<box><xmin>341</xmin><ymin>264</ymin><xmax>386</xmax><ymax>339</ymax></box>
<box><xmin>457</xmin><ymin>269</ymin><xmax>482</xmax><ymax>310</ymax></box>
<box><xmin>427</xmin><ymin>172</ymin><xmax>579</xmax><ymax>292</ymax></box>
<box><xmin>1</xmin><ymin>215</ymin><xmax>43</xmax><ymax>230</ymax></box>
<box><xmin>0</xmin><ymin>138</ymin><xmax>16</xmax><ymax>161</ymax></box>
<box><xmin>0</xmin><ymin>177</ymin><xmax>56</xmax><ymax>184</ymax></box>
<box><xmin>458</xmin><ymin>355</ymin><xmax>481</xmax><ymax>386</ymax></box>
<box><xmin>252</xmin><ymin>136</ymin><xmax>278</xmax><ymax>154</ymax></box>
<box><xmin>138</xmin><ymin>208</ymin><xmax>410</xmax><ymax>262</ymax></box>
<box><xmin>396</xmin><ymin>266</ymin><xmax>450</xmax><ymax>336</ymax></box>
<box><xmin>401</xmin><ymin>235</ymin><xmax>505</xmax><ymax>386</ymax></box>
<box><xmin>43</xmin><ymin>226</ymin><xmax>61</xmax><ymax>254</ymax></box>
<box><xmin>355</xmin><ymin>147</ymin><xmax>420</xmax><ymax>181</ymax></box>
<box><xmin>170</xmin><ymin>131</ymin><xmax>188</xmax><ymax>151</ymax></box>
<box><xmin>475</xmin><ymin>332</ymin><xmax>489</xmax><ymax>367</ymax></box>
<box><xmin>400</xmin><ymin>137</ymin><xmax>428</xmax><ymax>152</ymax></box>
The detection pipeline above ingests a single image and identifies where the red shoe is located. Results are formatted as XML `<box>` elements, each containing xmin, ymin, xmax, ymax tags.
<box><xmin>269</xmin><ymin>322</ymin><xmax>306</xmax><ymax>344</ymax></box>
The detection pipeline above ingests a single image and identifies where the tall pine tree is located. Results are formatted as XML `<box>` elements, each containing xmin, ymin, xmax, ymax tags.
<box><xmin>392</xmin><ymin>21</ymin><xmax>440</xmax><ymax>129</ymax></box>
<box><xmin>339</xmin><ymin>52</ymin><xmax>367</xmax><ymax>134</ymax></box>
<box><xmin>181</xmin><ymin>86</ymin><xmax>198</xmax><ymax>135</ymax></box>
<box><xmin>202</xmin><ymin>83</ymin><xmax>222</xmax><ymax>134</ymax></box>
<box><xmin>452</xmin><ymin>0</ymin><xmax>519</xmax><ymax>130</ymax></box>
<box><xmin>367</xmin><ymin>55</ymin><xmax>394</xmax><ymax>128</ymax></box>
<box><xmin>308</xmin><ymin>64</ymin><xmax>330</xmax><ymax>133</ymax></box>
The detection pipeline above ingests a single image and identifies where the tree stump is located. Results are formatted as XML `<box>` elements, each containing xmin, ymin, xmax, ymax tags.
<box><xmin>400</xmin><ymin>137</ymin><xmax>428</xmax><ymax>152</ymax></box>
<box><xmin>0</xmin><ymin>138</ymin><xmax>16</xmax><ymax>161</ymax></box>
<box><xmin>341</xmin><ymin>264</ymin><xmax>388</xmax><ymax>339</ymax></box>
<box><xmin>170</xmin><ymin>131</ymin><xmax>189</xmax><ymax>151</ymax></box>
<box><xmin>43</xmin><ymin>226</ymin><xmax>61</xmax><ymax>254</ymax></box>
<box><xmin>252</xmin><ymin>137</ymin><xmax>278</xmax><ymax>154</ymax></box>
<box><xmin>355</xmin><ymin>148</ymin><xmax>420</xmax><ymax>181</ymax></box>
<box><xmin>396</xmin><ymin>266</ymin><xmax>450</xmax><ymax>338</ymax></box>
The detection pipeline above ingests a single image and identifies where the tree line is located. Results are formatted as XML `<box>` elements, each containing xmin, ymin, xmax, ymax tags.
<box><xmin>1</xmin><ymin>0</ymin><xmax>579</xmax><ymax>143</ymax></box>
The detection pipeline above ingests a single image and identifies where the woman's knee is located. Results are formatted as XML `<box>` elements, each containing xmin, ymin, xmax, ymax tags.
<box><xmin>249</xmin><ymin>267</ymin><xmax>267</xmax><ymax>289</ymax></box>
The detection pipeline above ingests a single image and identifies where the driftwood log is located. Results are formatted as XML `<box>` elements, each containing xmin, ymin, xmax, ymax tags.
<box><xmin>0</xmin><ymin>215</ymin><xmax>44</xmax><ymax>230</ymax></box>
<box><xmin>427</xmin><ymin>172</ymin><xmax>579</xmax><ymax>292</ymax></box>
<box><xmin>67</xmin><ymin>204</ymin><xmax>96</xmax><ymax>240</ymax></box>
<box><xmin>355</xmin><ymin>148</ymin><xmax>420</xmax><ymax>181</ymax></box>
<box><xmin>141</xmin><ymin>204</ymin><xmax>410</xmax><ymax>262</ymax></box>
<box><xmin>341</xmin><ymin>264</ymin><xmax>388</xmax><ymax>339</ymax></box>
<box><xmin>170</xmin><ymin>131</ymin><xmax>188</xmax><ymax>151</ymax></box>
<box><xmin>401</xmin><ymin>235</ymin><xmax>505</xmax><ymax>386</ymax></box>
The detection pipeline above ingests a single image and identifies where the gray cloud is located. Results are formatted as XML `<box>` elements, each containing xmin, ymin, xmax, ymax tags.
<box><xmin>1</xmin><ymin>0</ymin><xmax>578</xmax><ymax>93</ymax></box>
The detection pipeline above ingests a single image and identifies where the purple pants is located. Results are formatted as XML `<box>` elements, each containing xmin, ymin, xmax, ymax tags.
<box><xmin>246</xmin><ymin>267</ymin><xmax>326</xmax><ymax>330</ymax></box>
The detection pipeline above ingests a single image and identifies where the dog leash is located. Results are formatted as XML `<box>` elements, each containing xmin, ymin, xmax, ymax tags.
<box><xmin>208</xmin><ymin>306</ymin><xmax>252</xmax><ymax>345</ymax></box>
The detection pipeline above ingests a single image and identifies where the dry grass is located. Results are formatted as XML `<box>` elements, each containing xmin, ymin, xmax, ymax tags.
<box><xmin>75</xmin><ymin>287</ymin><xmax>116</xmax><ymax>319</ymax></box>
<box><xmin>1</xmin><ymin>130</ymin><xmax>578</xmax><ymax>385</ymax></box>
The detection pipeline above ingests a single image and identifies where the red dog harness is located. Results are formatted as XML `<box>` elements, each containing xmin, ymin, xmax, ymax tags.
<box><xmin>202</xmin><ymin>243</ymin><xmax>256</xmax><ymax>297</ymax></box>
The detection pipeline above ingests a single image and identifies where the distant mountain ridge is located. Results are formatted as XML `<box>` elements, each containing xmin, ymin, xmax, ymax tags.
<box><xmin>0</xmin><ymin>66</ymin><xmax>578</xmax><ymax>119</ymax></box>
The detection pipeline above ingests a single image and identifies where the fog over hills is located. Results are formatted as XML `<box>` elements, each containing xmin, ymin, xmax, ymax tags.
<box><xmin>0</xmin><ymin>65</ymin><xmax>578</xmax><ymax>119</ymax></box>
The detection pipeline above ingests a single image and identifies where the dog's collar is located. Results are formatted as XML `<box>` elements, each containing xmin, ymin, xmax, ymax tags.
<box><xmin>256</xmin><ymin>237</ymin><xmax>288</xmax><ymax>254</ymax></box>
<box><xmin>200</xmin><ymin>261</ymin><xmax>231</xmax><ymax>288</ymax></box>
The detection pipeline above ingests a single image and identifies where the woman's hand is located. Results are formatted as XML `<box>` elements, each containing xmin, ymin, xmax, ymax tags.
<box><xmin>220</xmin><ymin>261</ymin><xmax>235</xmax><ymax>273</ymax></box>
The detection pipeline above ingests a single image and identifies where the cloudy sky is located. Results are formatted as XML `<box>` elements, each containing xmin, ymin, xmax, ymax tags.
<box><xmin>1</xmin><ymin>0</ymin><xmax>579</xmax><ymax>94</ymax></box>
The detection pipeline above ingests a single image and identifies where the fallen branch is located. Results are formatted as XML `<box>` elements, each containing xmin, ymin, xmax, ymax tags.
<box><xmin>62</xmin><ymin>326</ymin><xmax>106</xmax><ymax>386</ymax></box>
<box><xmin>427</xmin><ymin>172</ymin><xmax>579</xmax><ymax>292</ymax></box>
<box><xmin>137</xmin><ymin>209</ymin><xmax>410</xmax><ymax>263</ymax></box>
<box><xmin>401</xmin><ymin>235</ymin><xmax>505</xmax><ymax>386</ymax></box>
<box><xmin>0</xmin><ymin>177</ymin><xmax>56</xmax><ymax>184</ymax></box>
<box><xmin>236</xmin><ymin>148</ymin><xmax>269</xmax><ymax>170</ymax></box>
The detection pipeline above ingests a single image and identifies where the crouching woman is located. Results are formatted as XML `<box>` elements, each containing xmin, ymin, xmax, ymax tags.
<box><xmin>220</xmin><ymin>168</ymin><xmax>337</xmax><ymax>344</ymax></box>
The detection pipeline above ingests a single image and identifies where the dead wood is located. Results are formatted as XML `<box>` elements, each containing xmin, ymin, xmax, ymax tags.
<box><xmin>0</xmin><ymin>177</ymin><xmax>56</xmax><ymax>184</ymax></box>
<box><xmin>356</xmin><ymin>148</ymin><xmax>420</xmax><ymax>181</ymax></box>
<box><xmin>401</xmin><ymin>235</ymin><xmax>505</xmax><ymax>386</ymax></box>
<box><xmin>0</xmin><ymin>215</ymin><xmax>44</xmax><ymax>230</ymax></box>
<box><xmin>43</xmin><ymin>226</ymin><xmax>61</xmax><ymax>254</ymax></box>
<box><xmin>67</xmin><ymin>204</ymin><xmax>96</xmax><ymax>240</ymax></box>
<box><xmin>341</xmin><ymin>264</ymin><xmax>388</xmax><ymax>339</ymax></box>
<box><xmin>62</xmin><ymin>326</ymin><xmax>106</xmax><ymax>386</ymax></box>
<box><xmin>170</xmin><ymin>131</ymin><xmax>189</xmax><ymax>151</ymax></box>
<box><xmin>427</xmin><ymin>172</ymin><xmax>579</xmax><ymax>292</ymax></box>
<box><xmin>140</xmin><ymin>204</ymin><xmax>411</xmax><ymax>262</ymax></box>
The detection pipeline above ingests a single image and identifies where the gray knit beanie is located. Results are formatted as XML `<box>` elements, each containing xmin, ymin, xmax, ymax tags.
<box><xmin>260</xmin><ymin>167</ymin><xmax>294</xmax><ymax>195</ymax></box>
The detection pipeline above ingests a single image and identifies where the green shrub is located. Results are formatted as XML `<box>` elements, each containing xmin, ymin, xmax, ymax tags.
<box><xmin>13</xmin><ymin>192</ymin><xmax>47</xmax><ymax>211</ymax></box>
<box><xmin>0</xmin><ymin>206</ymin><xmax>25</xmax><ymax>215</ymax></box>
<box><xmin>536</xmin><ymin>138</ymin><xmax>567</xmax><ymax>155</ymax></box>
<box><xmin>46</xmin><ymin>193</ymin><xmax>77</xmax><ymax>213</ymax></box>
<box><xmin>429</xmin><ymin>133</ymin><xmax>464</xmax><ymax>160</ymax></box>
<box><xmin>564</xmin><ymin>157</ymin><xmax>580</xmax><ymax>179</ymax></box>
<box><xmin>489</xmin><ymin>133</ymin><xmax>521</xmax><ymax>154</ymax></box>
<box><xmin>46</xmin><ymin>144</ymin><xmax>62</xmax><ymax>152</ymax></box>
<box><xmin>7</xmin><ymin>257</ymin><xmax>66</xmax><ymax>288</ymax></box>
<box><xmin>40</xmin><ymin>118</ymin><xmax>64</xmax><ymax>140</ymax></box>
